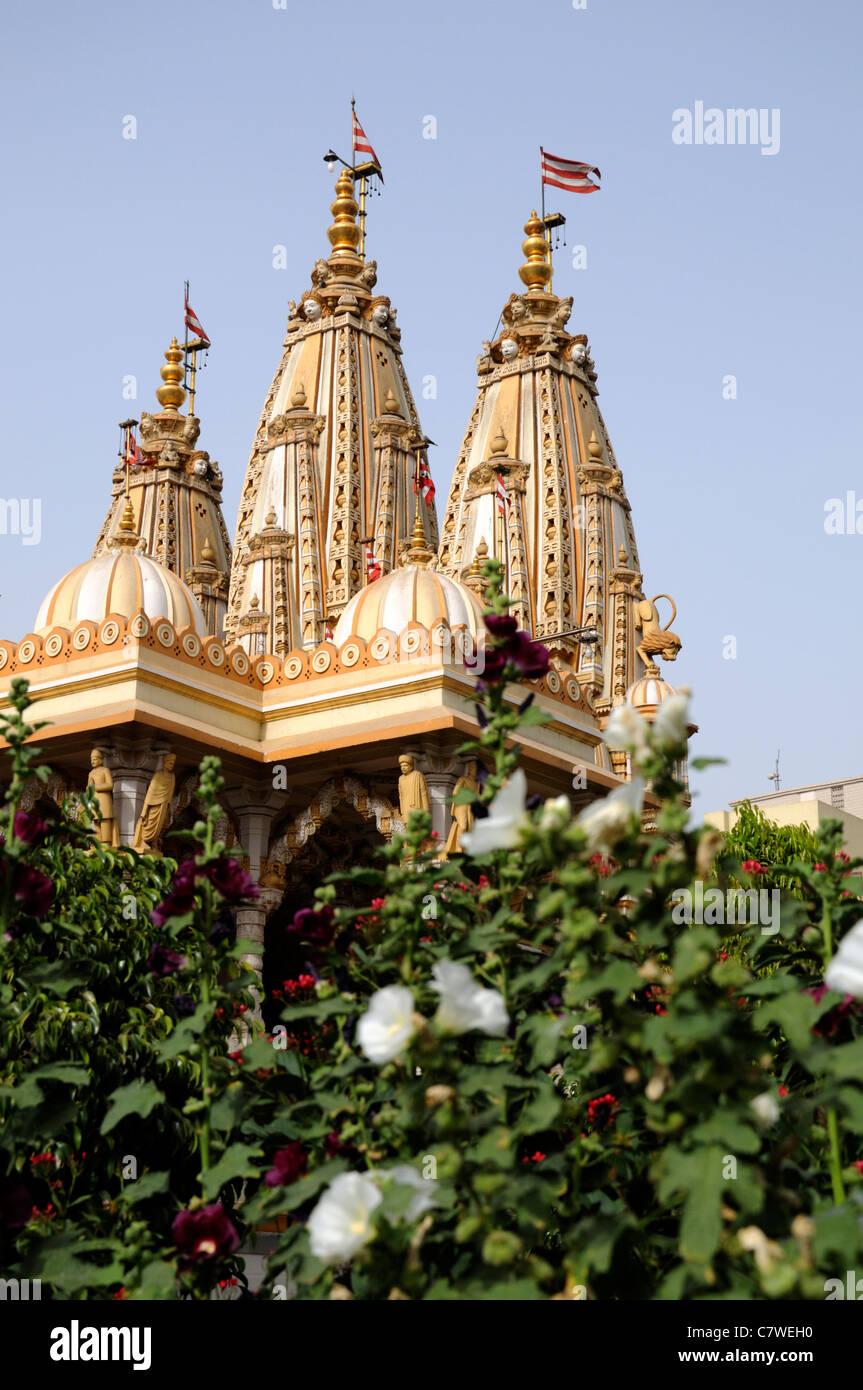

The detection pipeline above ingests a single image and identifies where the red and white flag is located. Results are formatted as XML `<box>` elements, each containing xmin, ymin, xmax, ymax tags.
<box><xmin>324</xmin><ymin>622</ymin><xmax>334</xmax><ymax>642</ymax></box>
<box><xmin>184</xmin><ymin>291</ymin><xmax>210</xmax><ymax>346</ymax></box>
<box><xmin>414</xmin><ymin>455</ymin><xmax>435</xmax><ymax>504</ymax></box>
<box><xmin>365</xmin><ymin>544</ymin><xmax>382</xmax><ymax>583</ymax></box>
<box><xmin>496</xmin><ymin>473</ymin><xmax>510</xmax><ymax>516</ymax></box>
<box><xmin>540</xmin><ymin>149</ymin><xmax>601</xmax><ymax>195</ymax></box>
<box><xmin>352</xmin><ymin>108</ymin><xmax>382</xmax><ymax>174</ymax></box>
<box><xmin>126</xmin><ymin>434</ymin><xmax>142</xmax><ymax>468</ymax></box>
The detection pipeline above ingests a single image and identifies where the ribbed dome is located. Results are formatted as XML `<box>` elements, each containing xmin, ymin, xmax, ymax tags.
<box><xmin>35</xmin><ymin>549</ymin><xmax>207</xmax><ymax>636</ymax></box>
<box><xmin>626</xmin><ymin>671</ymin><xmax>677</xmax><ymax>719</ymax></box>
<box><xmin>333</xmin><ymin>565</ymin><xmax>485</xmax><ymax>644</ymax></box>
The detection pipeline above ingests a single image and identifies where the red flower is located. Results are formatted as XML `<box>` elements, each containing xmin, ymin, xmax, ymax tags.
<box><xmin>171</xmin><ymin>1203</ymin><xmax>239</xmax><ymax>1266</ymax></box>
<box><xmin>741</xmin><ymin>860</ymin><xmax>766</xmax><ymax>876</ymax></box>
<box><xmin>264</xmin><ymin>1142</ymin><xmax>308</xmax><ymax>1189</ymax></box>
<box><xmin>778</xmin><ymin>1085</ymin><xmax>789</xmax><ymax>1098</ymax></box>
<box><xmin>586</xmin><ymin>1093</ymin><xmax>619</xmax><ymax>1133</ymax></box>
<box><xmin>12</xmin><ymin>810</ymin><xmax>49</xmax><ymax>845</ymax></box>
<box><xmin>813</xmin><ymin>862</ymin><xmax>827</xmax><ymax>872</ymax></box>
<box><xmin>835</xmin><ymin>851</ymin><xmax>851</xmax><ymax>864</ymax></box>
<box><xmin>855</xmin><ymin>1160</ymin><xmax>863</xmax><ymax>1174</ymax></box>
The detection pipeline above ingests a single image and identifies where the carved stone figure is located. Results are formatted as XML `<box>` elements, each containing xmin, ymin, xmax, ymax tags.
<box><xmin>312</xmin><ymin>259</ymin><xmax>330</xmax><ymax>288</ymax></box>
<box><xmin>443</xmin><ymin>760</ymin><xmax>480</xmax><ymax>858</ymax></box>
<box><xmin>359</xmin><ymin>261</ymin><xmax>378</xmax><ymax>290</ymax></box>
<box><xmin>132</xmin><ymin>753</ymin><xmax>177</xmax><ymax>855</ymax></box>
<box><xmin>87</xmin><ymin>749</ymin><xmax>119</xmax><ymax>848</ymax></box>
<box><xmin>634</xmin><ymin>595</ymin><xmax>682</xmax><ymax>670</ymax></box>
<box><xmin>397</xmin><ymin>754</ymin><xmax>430</xmax><ymax>821</ymax></box>
<box><xmin>552</xmin><ymin>296</ymin><xmax>573</xmax><ymax>330</ymax></box>
<box><xmin>303</xmin><ymin>297</ymin><xmax>322</xmax><ymax>321</ymax></box>
<box><xmin>571</xmin><ymin>341</ymin><xmax>588</xmax><ymax>366</ymax></box>
<box><xmin>500</xmin><ymin>337</ymin><xmax>518</xmax><ymax>361</ymax></box>
<box><xmin>139</xmin><ymin>412</ymin><xmax>155</xmax><ymax>439</ymax></box>
<box><xmin>371</xmin><ymin>303</ymin><xmax>389</xmax><ymax>326</ymax></box>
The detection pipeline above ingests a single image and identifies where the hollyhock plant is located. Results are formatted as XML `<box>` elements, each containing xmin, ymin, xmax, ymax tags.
<box><xmin>147</xmin><ymin>942</ymin><xmax>186</xmax><ymax>977</ymax></box>
<box><xmin>171</xmin><ymin>1203</ymin><xmax>239</xmax><ymax>1266</ymax></box>
<box><xmin>430</xmin><ymin>959</ymin><xmax>509</xmax><ymax>1038</ymax></box>
<box><xmin>203</xmin><ymin>856</ymin><xmax>259</xmax><ymax>903</ymax></box>
<box><xmin>264</xmin><ymin>1141</ymin><xmax>308</xmax><ymax>1189</ymax></box>
<box><xmin>151</xmin><ymin>859</ymin><xmax>198</xmax><ymax>927</ymax></box>
<box><xmin>576</xmin><ymin>777</ymin><xmax>644</xmax><ymax>855</ymax></box>
<box><xmin>825</xmin><ymin>921</ymin><xmax>863</xmax><ymax>1000</ymax></box>
<box><xmin>460</xmin><ymin>769</ymin><xmax>529</xmax><ymax>855</ymax></box>
<box><xmin>12</xmin><ymin>810</ymin><xmax>49</xmax><ymax>845</ymax></box>
<box><xmin>307</xmin><ymin>1171</ymin><xmax>382</xmax><ymax>1263</ymax></box>
<box><xmin>287</xmin><ymin>903</ymin><xmax>337</xmax><ymax>949</ymax></box>
<box><xmin>651</xmin><ymin>687</ymin><xmax>691</xmax><ymax>753</ymax></box>
<box><xmin>357</xmin><ymin>985</ymin><xmax>417</xmax><ymax>1064</ymax></box>
<box><xmin>9</xmin><ymin>863</ymin><xmax>54</xmax><ymax>918</ymax></box>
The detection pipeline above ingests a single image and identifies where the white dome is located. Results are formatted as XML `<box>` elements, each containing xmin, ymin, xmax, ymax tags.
<box><xmin>333</xmin><ymin>565</ymin><xmax>485</xmax><ymax>644</ymax></box>
<box><xmin>35</xmin><ymin>549</ymin><xmax>207</xmax><ymax>636</ymax></box>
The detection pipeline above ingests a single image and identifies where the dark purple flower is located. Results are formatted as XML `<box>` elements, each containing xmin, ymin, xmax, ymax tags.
<box><xmin>324</xmin><ymin>1131</ymin><xmax>358</xmax><ymax>1161</ymax></box>
<box><xmin>172</xmin><ymin>993</ymin><xmax>196</xmax><ymax>1018</ymax></box>
<box><xmin>287</xmin><ymin>903</ymin><xmax>336</xmax><ymax>948</ymax></box>
<box><xmin>474</xmin><ymin>703</ymin><xmax>488</xmax><ymax>729</ymax></box>
<box><xmin>12</xmin><ymin>811</ymin><xmax>49</xmax><ymax>845</ymax></box>
<box><xmin>147</xmin><ymin>942</ymin><xmax>186</xmax><ymax>977</ymax></box>
<box><xmin>203</xmin><ymin>857</ymin><xmax>259</xmax><ymax>904</ymax></box>
<box><xmin>508</xmin><ymin>631</ymin><xmax>550</xmax><ymax>679</ymax></box>
<box><xmin>264</xmin><ymin>1141</ymin><xmax>308</xmax><ymax>1188</ymax></box>
<box><xmin>0</xmin><ymin>1179</ymin><xmax>33</xmax><ymax>1232</ymax></box>
<box><xmin>151</xmin><ymin>859</ymin><xmax>199</xmax><ymax>927</ymax></box>
<box><xmin>171</xmin><ymin>1202</ymin><xmax>239</xmax><ymax>1265</ymax></box>
<box><xmin>10</xmin><ymin>864</ymin><xmax>54</xmax><ymax>919</ymax></box>
<box><xmin>483</xmin><ymin>614</ymin><xmax>519</xmax><ymax>640</ymax></box>
<box><xmin>208</xmin><ymin>914</ymin><xmax>234</xmax><ymax>946</ymax></box>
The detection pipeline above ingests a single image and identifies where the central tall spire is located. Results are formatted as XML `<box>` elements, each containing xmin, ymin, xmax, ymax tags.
<box><xmin>225</xmin><ymin>170</ymin><xmax>438</xmax><ymax>656</ymax></box>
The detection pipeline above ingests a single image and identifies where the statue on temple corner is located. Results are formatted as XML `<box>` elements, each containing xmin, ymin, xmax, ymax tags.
<box><xmin>442</xmin><ymin>760</ymin><xmax>480</xmax><ymax>859</ymax></box>
<box><xmin>397</xmin><ymin>754</ymin><xmax>430</xmax><ymax>823</ymax></box>
<box><xmin>132</xmin><ymin>752</ymin><xmax>177</xmax><ymax>855</ymax></box>
<box><xmin>87</xmin><ymin>749</ymin><xmax>119</xmax><ymax>848</ymax></box>
<box><xmin>634</xmin><ymin>594</ymin><xmax>682</xmax><ymax>672</ymax></box>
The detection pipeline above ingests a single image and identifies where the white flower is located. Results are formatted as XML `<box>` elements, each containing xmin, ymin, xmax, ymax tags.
<box><xmin>431</xmin><ymin>959</ymin><xmax>509</xmax><ymax>1037</ymax></box>
<box><xmin>603</xmin><ymin>703</ymin><xmax>649</xmax><ymax>761</ymax></box>
<box><xmin>825</xmin><ymin>919</ymin><xmax>863</xmax><ymax>999</ymax></box>
<box><xmin>357</xmin><ymin>985</ymin><xmax>417</xmax><ymax>1065</ymax></box>
<box><xmin>460</xmin><ymin>768</ymin><xmax>529</xmax><ymax>855</ymax></box>
<box><xmin>539</xmin><ymin>795</ymin><xmax>572</xmax><ymax>832</ymax></box>
<box><xmin>379</xmin><ymin>1165</ymin><xmax>438</xmax><ymax>1220</ymax></box>
<box><xmin>750</xmin><ymin>1091</ymin><xmax>780</xmax><ymax>1127</ymax></box>
<box><xmin>307</xmin><ymin>1171</ymin><xmax>382</xmax><ymax>1263</ymax></box>
<box><xmin>576</xmin><ymin>777</ymin><xmax>645</xmax><ymax>854</ymax></box>
<box><xmin>652</xmin><ymin>687</ymin><xmax>691</xmax><ymax>754</ymax></box>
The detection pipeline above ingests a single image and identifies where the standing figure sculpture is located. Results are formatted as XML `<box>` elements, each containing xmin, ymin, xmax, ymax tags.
<box><xmin>443</xmin><ymin>760</ymin><xmax>480</xmax><ymax>858</ymax></box>
<box><xmin>132</xmin><ymin>753</ymin><xmax>177</xmax><ymax>855</ymax></box>
<box><xmin>397</xmin><ymin>754</ymin><xmax>430</xmax><ymax>823</ymax></box>
<box><xmin>87</xmin><ymin>749</ymin><xmax>119</xmax><ymax>848</ymax></box>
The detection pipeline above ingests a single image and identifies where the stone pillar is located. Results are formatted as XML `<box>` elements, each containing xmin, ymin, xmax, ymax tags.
<box><xmin>111</xmin><ymin>768</ymin><xmax>153</xmax><ymax>846</ymax></box>
<box><xmin>231</xmin><ymin>801</ymin><xmax>282</xmax><ymax>979</ymax></box>
<box><xmin>423</xmin><ymin>770</ymin><xmax>459</xmax><ymax>844</ymax></box>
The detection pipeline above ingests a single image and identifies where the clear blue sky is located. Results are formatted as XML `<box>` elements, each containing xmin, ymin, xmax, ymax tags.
<box><xmin>1</xmin><ymin>0</ymin><xmax>860</xmax><ymax>813</ymax></box>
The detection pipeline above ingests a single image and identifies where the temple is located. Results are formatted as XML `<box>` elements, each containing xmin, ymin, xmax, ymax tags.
<box><xmin>0</xmin><ymin>159</ymin><xmax>689</xmax><ymax>1004</ymax></box>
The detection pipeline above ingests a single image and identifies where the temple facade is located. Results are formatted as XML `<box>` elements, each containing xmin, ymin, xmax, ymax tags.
<box><xmin>0</xmin><ymin>163</ymin><xmax>688</xmax><ymax>1001</ymax></box>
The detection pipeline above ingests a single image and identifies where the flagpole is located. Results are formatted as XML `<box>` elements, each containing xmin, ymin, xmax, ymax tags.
<box><xmin>539</xmin><ymin>147</ymin><xmax>553</xmax><ymax>293</ymax></box>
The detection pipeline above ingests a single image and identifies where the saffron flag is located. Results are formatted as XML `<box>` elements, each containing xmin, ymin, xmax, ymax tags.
<box><xmin>540</xmin><ymin>149</ymin><xmax>601</xmax><ymax>194</ymax></box>
<box><xmin>414</xmin><ymin>455</ymin><xmax>435</xmax><ymax>504</ymax></box>
<box><xmin>324</xmin><ymin>623</ymin><xmax>334</xmax><ymax>642</ymax></box>
<box><xmin>496</xmin><ymin>473</ymin><xmax>510</xmax><ymax>516</ymax></box>
<box><xmin>352</xmin><ymin>108</ymin><xmax>382</xmax><ymax>174</ymax></box>
<box><xmin>126</xmin><ymin>435</ymin><xmax>142</xmax><ymax>468</ymax></box>
<box><xmin>184</xmin><ymin>292</ymin><xmax>210</xmax><ymax>346</ymax></box>
<box><xmin>365</xmin><ymin>544</ymin><xmax>382</xmax><ymax>583</ymax></box>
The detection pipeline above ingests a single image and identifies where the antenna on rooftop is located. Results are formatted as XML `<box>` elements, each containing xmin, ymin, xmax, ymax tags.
<box><xmin>767</xmin><ymin>749</ymin><xmax>782</xmax><ymax>792</ymax></box>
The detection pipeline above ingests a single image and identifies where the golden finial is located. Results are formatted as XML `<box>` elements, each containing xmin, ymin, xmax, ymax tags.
<box><xmin>519</xmin><ymin>210</ymin><xmax>551</xmax><ymax>293</ymax></box>
<box><xmin>587</xmin><ymin>429</ymin><xmax>603</xmax><ymax>460</ymax></box>
<box><xmin>489</xmin><ymin>427</ymin><xmax>508</xmax><ymax>457</ymax></box>
<box><xmin>155</xmin><ymin>337</ymin><xmax>187</xmax><ymax>412</ymax></box>
<box><xmin>249</xmin><ymin>593</ymin><xmax>260</xmax><ymax>611</ymax></box>
<box><xmin>201</xmin><ymin>535</ymin><xmax>216</xmax><ymax>565</ymax></box>
<box><xmin>383</xmin><ymin>387</ymin><xmax>400</xmax><ymax>416</ymax></box>
<box><xmin>290</xmin><ymin>381</ymin><xmax>307</xmax><ymax>410</ymax></box>
<box><xmin>465</xmin><ymin>538</ymin><xmax>489</xmax><ymax>593</ymax></box>
<box><xmin>327</xmin><ymin>168</ymin><xmax>361</xmax><ymax>258</ymax></box>
<box><xmin>112</xmin><ymin>496</ymin><xmax>141</xmax><ymax>549</ymax></box>
<box><xmin>265</xmin><ymin>507</ymin><xmax>277</xmax><ymax>528</ymax></box>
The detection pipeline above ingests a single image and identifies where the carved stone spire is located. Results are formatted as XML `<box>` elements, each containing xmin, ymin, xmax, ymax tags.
<box><xmin>226</xmin><ymin>171</ymin><xmax>438</xmax><ymax>657</ymax></box>
<box><xmin>91</xmin><ymin>337</ymin><xmax>232</xmax><ymax>637</ymax></box>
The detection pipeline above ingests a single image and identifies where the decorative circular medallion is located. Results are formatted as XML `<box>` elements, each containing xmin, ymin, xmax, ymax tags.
<box><xmin>231</xmin><ymin>650</ymin><xmax>250</xmax><ymax>676</ymax></box>
<box><xmin>155</xmin><ymin>622</ymin><xmax>175</xmax><ymax>648</ymax></box>
<box><xmin>72</xmin><ymin>626</ymin><xmax>91</xmax><ymax>652</ymax></box>
<box><xmin>129</xmin><ymin>613</ymin><xmax>149</xmax><ymax>638</ymax></box>
<box><xmin>283</xmin><ymin>655</ymin><xmax>303</xmax><ymax>680</ymax></box>
<box><xmin>400</xmin><ymin>629</ymin><xmax>423</xmax><ymax>656</ymax></box>
<box><xmin>370</xmin><ymin>632</ymin><xmax>395</xmax><ymax>663</ymax></box>
<box><xmin>256</xmin><ymin>660</ymin><xmax>275</xmax><ymax>685</ymax></box>
<box><xmin>100</xmin><ymin>620</ymin><xmax>120</xmax><ymax>646</ymax></box>
<box><xmin>339</xmin><ymin>642</ymin><xmax>360</xmax><ymax>668</ymax></box>
<box><xmin>567</xmin><ymin>679</ymin><xmax>581</xmax><ymax>704</ymax></box>
<box><xmin>17</xmin><ymin>639</ymin><xmax>36</xmax><ymax>664</ymax></box>
<box><xmin>182</xmin><ymin>633</ymin><xmax>201</xmax><ymax>658</ymax></box>
<box><xmin>207</xmin><ymin>642</ymin><xmax>225</xmax><ymax>667</ymax></box>
<box><xmin>311</xmin><ymin>648</ymin><xmax>331</xmax><ymax>674</ymax></box>
<box><xmin>44</xmin><ymin>633</ymin><xmax>65</xmax><ymax>659</ymax></box>
<box><xmin>546</xmin><ymin>670</ymin><xmax>561</xmax><ymax>694</ymax></box>
<box><xmin>0</xmin><ymin>646</ymin><xmax>8</xmax><ymax>670</ymax></box>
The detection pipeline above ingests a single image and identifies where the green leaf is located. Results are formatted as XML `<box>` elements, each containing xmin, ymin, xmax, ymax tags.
<box><xmin>100</xmin><ymin>1080</ymin><xmax>165</xmax><ymax>1134</ymax></box>
<box><xmin>200</xmin><ymin>1142</ymin><xmax>263</xmax><ymax>1200</ymax></box>
<box><xmin>5</xmin><ymin>1063</ymin><xmax>90</xmax><ymax>1108</ymax></box>
<box><xmin>122</xmin><ymin>1170</ymin><xmax>171</xmax><ymax>1205</ymax></box>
